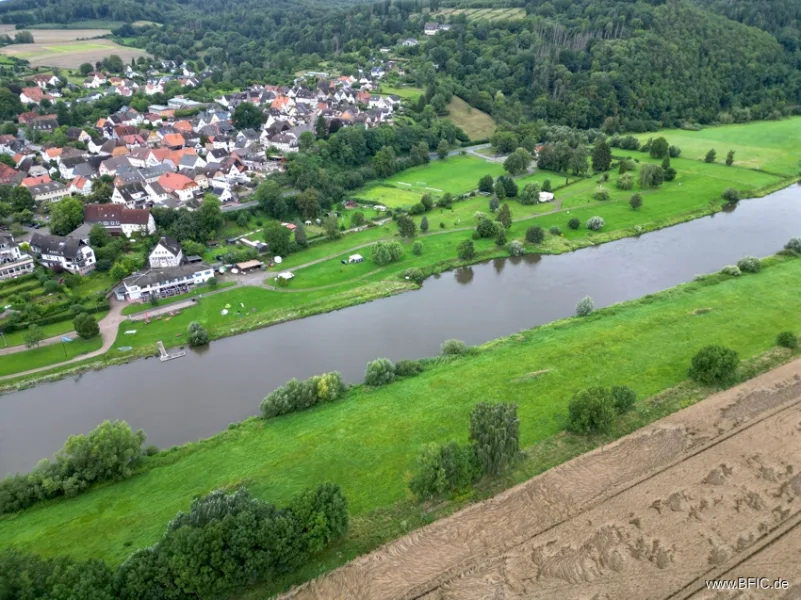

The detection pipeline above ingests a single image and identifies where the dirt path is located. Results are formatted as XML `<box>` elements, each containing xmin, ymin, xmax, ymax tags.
<box><xmin>0</xmin><ymin>299</ymin><xmax>127</xmax><ymax>381</ymax></box>
<box><xmin>280</xmin><ymin>359</ymin><xmax>801</xmax><ymax>600</ymax></box>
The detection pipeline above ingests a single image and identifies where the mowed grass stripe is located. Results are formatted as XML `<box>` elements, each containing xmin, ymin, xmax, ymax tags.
<box><xmin>4</xmin><ymin>256</ymin><xmax>801</xmax><ymax>564</ymax></box>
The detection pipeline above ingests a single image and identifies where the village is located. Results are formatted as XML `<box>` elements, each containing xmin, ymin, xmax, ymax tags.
<box><xmin>0</xmin><ymin>60</ymin><xmax>402</xmax><ymax>305</ymax></box>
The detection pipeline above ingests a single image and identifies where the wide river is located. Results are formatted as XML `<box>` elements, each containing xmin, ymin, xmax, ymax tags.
<box><xmin>1</xmin><ymin>187</ymin><xmax>800</xmax><ymax>476</ymax></box>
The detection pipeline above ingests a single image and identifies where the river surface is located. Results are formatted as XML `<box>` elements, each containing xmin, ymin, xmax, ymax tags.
<box><xmin>2</xmin><ymin>187</ymin><xmax>800</xmax><ymax>476</ymax></box>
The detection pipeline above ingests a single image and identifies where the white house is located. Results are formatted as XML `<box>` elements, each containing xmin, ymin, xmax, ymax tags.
<box><xmin>29</xmin><ymin>181</ymin><xmax>69</xmax><ymax>203</ymax></box>
<box><xmin>84</xmin><ymin>204</ymin><xmax>156</xmax><ymax>237</ymax></box>
<box><xmin>149</xmin><ymin>236</ymin><xmax>183</xmax><ymax>268</ymax></box>
<box><xmin>29</xmin><ymin>233</ymin><xmax>95</xmax><ymax>275</ymax></box>
<box><xmin>68</xmin><ymin>176</ymin><xmax>93</xmax><ymax>196</ymax></box>
<box><xmin>0</xmin><ymin>233</ymin><xmax>35</xmax><ymax>280</ymax></box>
<box><xmin>119</xmin><ymin>263</ymin><xmax>215</xmax><ymax>302</ymax></box>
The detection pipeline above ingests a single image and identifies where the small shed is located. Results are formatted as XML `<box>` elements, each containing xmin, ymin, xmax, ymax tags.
<box><xmin>348</xmin><ymin>254</ymin><xmax>364</xmax><ymax>264</ymax></box>
<box><xmin>236</xmin><ymin>259</ymin><xmax>263</xmax><ymax>272</ymax></box>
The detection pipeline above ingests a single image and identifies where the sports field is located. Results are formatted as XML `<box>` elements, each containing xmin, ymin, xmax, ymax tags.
<box><xmin>635</xmin><ymin>118</ymin><xmax>801</xmax><ymax>176</ymax></box>
<box><xmin>355</xmin><ymin>155</ymin><xmax>504</xmax><ymax>207</ymax></box>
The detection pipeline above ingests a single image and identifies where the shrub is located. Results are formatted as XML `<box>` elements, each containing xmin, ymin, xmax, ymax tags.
<box><xmin>73</xmin><ymin>313</ymin><xmax>99</xmax><ymax>339</ymax></box>
<box><xmin>495</xmin><ymin>228</ymin><xmax>507</xmax><ymax>246</ymax></box>
<box><xmin>567</xmin><ymin>387</ymin><xmax>616</xmax><ymax>435</ymax></box>
<box><xmin>525</xmin><ymin>226</ymin><xmax>545</xmax><ymax>244</ymax></box>
<box><xmin>508</xmin><ymin>240</ymin><xmax>524</xmax><ymax>256</ymax></box>
<box><xmin>364</xmin><ymin>358</ymin><xmax>395</xmax><ymax>387</ymax></box>
<box><xmin>542</xmin><ymin>179</ymin><xmax>552</xmax><ymax>192</ymax></box>
<box><xmin>441</xmin><ymin>339</ymin><xmax>468</xmax><ymax>356</ymax></box>
<box><xmin>611</xmin><ymin>386</ymin><xmax>636</xmax><ymax>413</ymax></box>
<box><xmin>586</xmin><ymin>216</ymin><xmax>605</xmax><ymax>231</ymax></box>
<box><xmin>568</xmin><ymin>217</ymin><xmax>580</xmax><ymax>230</ymax></box>
<box><xmin>549</xmin><ymin>226</ymin><xmax>561</xmax><ymax>235</ymax></box>
<box><xmin>207</xmin><ymin>276</ymin><xmax>218</xmax><ymax>289</ymax></box>
<box><xmin>576</xmin><ymin>296</ymin><xmax>594</xmax><ymax>316</ymax></box>
<box><xmin>722</xmin><ymin>187</ymin><xmax>740</xmax><ymax>204</ymax></box>
<box><xmin>668</xmin><ymin>145</ymin><xmax>681</xmax><ymax>157</ymax></box>
<box><xmin>629</xmin><ymin>193</ymin><xmax>642</xmax><ymax>210</ymax></box>
<box><xmin>260</xmin><ymin>372</ymin><xmax>346</xmax><ymax>418</ymax></box>
<box><xmin>403</xmin><ymin>268</ymin><xmax>425</xmax><ymax>284</ymax></box>
<box><xmin>476</xmin><ymin>218</ymin><xmax>497</xmax><ymax>238</ymax></box>
<box><xmin>785</xmin><ymin>237</ymin><xmax>801</xmax><ymax>253</ymax></box>
<box><xmin>616</xmin><ymin>173</ymin><xmax>633</xmax><ymax>190</ymax></box>
<box><xmin>409</xmin><ymin>441</ymin><xmax>475</xmax><ymax>499</ymax></box>
<box><xmin>187</xmin><ymin>321</ymin><xmax>209</xmax><ymax>346</ymax></box>
<box><xmin>721</xmin><ymin>265</ymin><xmax>741</xmax><ymax>277</ymax></box>
<box><xmin>704</xmin><ymin>148</ymin><xmax>716</xmax><ymax>163</ymax></box>
<box><xmin>457</xmin><ymin>239</ymin><xmax>475</xmax><ymax>260</ymax></box>
<box><xmin>371</xmin><ymin>240</ymin><xmax>404</xmax><ymax>266</ymax></box>
<box><xmin>688</xmin><ymin>345</ymin><xmax>739</xmax><ymax>385</ymax></box>
<box><xmin>395</xmin><ymin>359</ymin><xmax>424</xmax><ymax>377</ymax></box>
<box><xmin>663</xmin><ymin>167</ymin><xmax>677</xmax><ymax>181</ymax></box>
<box><xmin>618</xmin><ymin>158</ymin><xmax>635</xmax><ymax>173</ymax></box>
<box><xmin>593</xmin><ymin>186</ymin><xmax>610</xmax><ymax>201</ymax></box>
<box><xmin>777</xmin><ymin>331</ymin><xmax>798</xmax><ymax>349</ymax></box>
<box><xmin>737</xmin><ymin>256</ymin><xmax>761</xmax><ymax>273</ymax></box>
<box><xmin>470</xmin><ymin>402</ymin><xmax>520</xmax><ymax>476</ymax></box>
<box><xmin>412</xmin><ymin>240</ymin><xmax>423</xmax><ymax>255</ymax></box>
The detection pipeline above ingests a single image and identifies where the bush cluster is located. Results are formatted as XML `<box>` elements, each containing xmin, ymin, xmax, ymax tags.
<box><xmin>586</xmin><ymin>216</ymin><xmax>605</xmax><ymax>231</ymax></box>
<box><xmin>777</xmin><ymin>331</ymin><xmax>798</xmax><ymax>349</ymax></box>
<box><xmin>441</xmin><ymin>339</ymin><xmax>468</xmax><ymax>356</ymax></box>
<box><xmin>576</xmin><ymin>296</ymin><xmax>594</xmax><ymax>317</ymax></box>
<box><xmin>395</xmin><ymin>359</ymin><xmax>424</xmax><ymax>377</ymax></box>
<box><xmin>736</xmin><ymin>256</ymin><xmax>761</xmax><ymax>273</ymax></box>
<box><xmin>688</xmin><ymin>345</ymin><xmax>739</xmax><ymax>386</ymax></box>
<box><xmin>784</xmin><ymin>237</ymin><xmax>801</xmax><ymax>253</ymax></box>
<box><xmin>408</xmin><ymin>442</ymin><xmax>475</xmax><ymax>499</ymax></box>
<box><xmin>260</xmin><ymin>372</ymin><xmax>346</xmax><ymax>418</ymax></box>
<box><xmin>720</xmin><ymin>265</ymin><xmax>741</xmax><ymax>277</ymax></box>
<box><xmin>567</xmin><ymin>386</ymin><xmax>637</xmax><ymax>435</ymax></box>
<box><xmin>371</xmin><ymin>240</ymin><xmax>403</xmax><ymax>266</ymax></box>
<box><xmin>2</xmin><ymin>485</ymin><xmax>349</xmax><ymax>599</ymax></box>
<box><xmin>0</xmin><ymin>421</ymin><xmax>146</xmax><ymax>515</ymax></box>
<box><xmin>364</xmin><ymin>358</ymin><xmax>395</xmax><ymax>387</ymax></box>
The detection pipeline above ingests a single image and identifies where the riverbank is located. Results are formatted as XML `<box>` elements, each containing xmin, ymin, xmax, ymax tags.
<box><xmin>1</xmin><ymin>162</ymin><xmax>793</xmax><ymax>391</ymax></box>
<box><xmin>4</xmin><ymin>249</ymin><xmax>801</xmax><ymax>579</ymax></box>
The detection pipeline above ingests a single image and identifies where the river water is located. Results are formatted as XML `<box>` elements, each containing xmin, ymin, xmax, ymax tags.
<box><xmin>1</xmin><ymin>187</ymin><xmax>800</xmax><ymax>476</ymax></box>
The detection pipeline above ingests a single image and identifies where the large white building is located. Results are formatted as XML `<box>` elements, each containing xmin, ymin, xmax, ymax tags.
<box><xmin>149</xmin><ymin>236</ymin><xmax>183</xmax><ymax>268</ymax></box>
<box><xmin>118</xmin><ymin>262</ymin><xmax>215</xmax><ymax>301</ymax></box>
<box><xmin>29</xmin><ymin>233</ymin><xmax>95</xmax><ymax>275</ymax></box>
<box><xmin>0</xmin><ymin>234</ymin><xmax>35</xmax><ymax>280</ymax></box>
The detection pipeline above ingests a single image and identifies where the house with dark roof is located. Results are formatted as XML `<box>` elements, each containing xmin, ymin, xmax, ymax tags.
<box><xmin>30</xmin><ymin>180</ymin><xmax>69</xmax><ymax>203</ymax></box>
<box><xmin>29</xmin><ymin>232</ymin><xmax>95</xmax><ymax>275</ymax></box>
<box><xmin>84</xmin><ymin>203</ymin><xmax>155</xmax><ymax>237</ymax></box>
<box><xmin>149</xmin><ymin>236</ymin><xmax>183</xmax><ymax>268</ymax></box>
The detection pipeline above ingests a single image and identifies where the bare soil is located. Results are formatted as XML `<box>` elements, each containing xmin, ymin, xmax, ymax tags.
<box><xmin>281</xmin><ymin>359</ymin><xmax>801</xmax><ymax>600</ymax></box>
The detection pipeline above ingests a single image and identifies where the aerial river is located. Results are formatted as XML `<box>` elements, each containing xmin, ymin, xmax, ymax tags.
<box><xmin>1</xmin><ymin>186</ymin><xmax>800</xmax><ymax>476</ymax></box>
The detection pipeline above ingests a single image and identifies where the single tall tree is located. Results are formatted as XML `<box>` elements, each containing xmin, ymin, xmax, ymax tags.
<box><xmin>470</xmin><ymin>402</ymin><xmax>520</xmax><ymax>476</ymax></box>
<box><xmin>496</xmin><ymin>203</ymin><xmax>512</xmax><ymax>229</ymax></box>
<box><xmin>591</xmin><ymin>138</ymin><xmax>612</xmax><ymax>172</ymax></box>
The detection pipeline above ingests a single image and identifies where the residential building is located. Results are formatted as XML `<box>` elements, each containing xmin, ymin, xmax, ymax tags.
<box><xmin>149</xmin><ymin>236</ymin><xmax>183</xmax><ymax>268</ymax></box>
<box><xmin>0</xmin><ymin>233</ymin><xmax>35</xmax><ymax>280</ymax></box>
<box><xmin>29</xmin><ymin>180</ymin><xmax>69</xmax><ymax>203</ymax></box>
<box><xmin>118</xmin><ymin>262</ymin><xmax>215</xmax><ymax>302</ymax></box>
<box><xmin>29</xmin><ymin>233</ymin><xmax>95</xmax><ymax>275</ymax></box>
<box><xmin>158</xmin><ymin>172</ymin><xmax>198</xmax><ymax>202</ymax></box>
<box><xmin>20</xmin><ymin>87</ymin><xmax>51</xmax><ymax>105</ymax></box>
<box><xmin>84</xmin><ymin>204</ymin><xmax>156</xmax><ymax>237</ymax></box>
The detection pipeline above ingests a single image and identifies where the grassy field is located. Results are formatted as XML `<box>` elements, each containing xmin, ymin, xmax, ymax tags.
<box><xmin>0</xmin><ymin>28</ymin><xmax>148</xmax><ymax>67</ymax></box>
<box><xmin>0</xmin><ymin>336</ymin><xmax>102</xmax><ymax>377</ymax></box>
<box><xmin>378</xmin><ymin>85</ymin><xmax>423</xmax><ymax>101</ymax></box>
<box><xmin>354</xmin><ymin>155</ymin><xmax>504</xmax><ymax>207</ymax></box>
<box><xmin>1</xmin><ymin>310</ymin><xmax>108</xmax><ymax>347</ymax></box>
<box><xmin>4</xmin><ymin>252</ymin><xmax>801</xmax><ymax>565</ymax></box>
<box><xmin>119</xmin><ymin>282</ymin><xmax>236</xmax><ymax>316</ymax></box>
<box><xmin>634</xmin><ymin>118</ymin><xmax>801</xmax><ymax>176</ymax></box>
<box><xmin>446</xmin><ymin>96</ymin><xmax>495</xmax><ymax>140</ymax></box>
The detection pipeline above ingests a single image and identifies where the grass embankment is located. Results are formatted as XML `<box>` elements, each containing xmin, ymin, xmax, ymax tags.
<box><xmin>0</xmin><ymin>336</ymin><xmax>102</xmax><ymax>377</ymax></box>
<box><xmin>119</xmin><ymin>281</ymin><xmax>236</xmax><ymax>316</ymax></box>
<box><xmin>4</xmin><ymin>253</ymin><xmax>801</xmax><ymax>570</ymax></box>
<box><xmin>445</xmin><ymin>96</ymin><xmax>496</xmax><ymax>140</ymax></box>
<box><xmin>635</xmin><ymin>118</ymin><xmax>801</xmax><ymax>176</ymax></box>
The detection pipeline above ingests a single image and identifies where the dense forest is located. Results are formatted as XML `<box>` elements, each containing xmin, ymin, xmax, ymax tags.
<box><xmin>0</xmin><ymin>0</ymin><xmax>799</xmax><ymax>130</ymax></box>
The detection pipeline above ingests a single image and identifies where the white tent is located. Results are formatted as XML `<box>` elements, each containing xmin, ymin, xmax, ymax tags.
<box><xmin>539</xmin><ymin>191</ymin><xmax>555</xmax><ymax>202</ymax></box>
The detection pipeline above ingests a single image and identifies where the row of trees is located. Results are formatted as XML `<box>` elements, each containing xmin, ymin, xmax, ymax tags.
<box><xmin>0</xmin><ymin>421</ymin><xmax>147</xmax><ymax>514</ymax></box>
<box><xmin>2</xmin><ymin>483</ymin><xmax>349</xmax><ymax>600</ymax></box>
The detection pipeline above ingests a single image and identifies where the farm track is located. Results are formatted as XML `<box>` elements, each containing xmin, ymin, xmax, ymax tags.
<box><xmin>280</xmin><ymin>358</ymin><xmax>801</xmax><ymax>600</ymax></box>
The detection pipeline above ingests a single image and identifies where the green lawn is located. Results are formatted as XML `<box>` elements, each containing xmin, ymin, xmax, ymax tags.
<box><xmin>354</xmin><ymin>155</ymin><xmax>504</xmax><ymax>207</ymax></box>
<box><xmin>5</xmin><ymin>254</ymin><xmax>801</xmax><ymax>565</ymax></box>
<box><xmin>120</xmin><ymin>282</ymin><xmax>236</xmax><ymax>316</ymax></box>
<box><xmin>1</xmin><ymin>311</ymin><xmax>108</xmax><ymax>347</ymax></box>
<box><xmin>634</xmin><ymin>118</ymin><xmax>801</xmax><ymax>176</ymax></box>
<box><xmin>378</xmin><ymin>85</ymin><xmax>423</xmax><ymax>100</ymax></box>
<box><xmin>0</xmin><ymin>336</ymin><xmax>102</xmax><ymax>377</ymax></box>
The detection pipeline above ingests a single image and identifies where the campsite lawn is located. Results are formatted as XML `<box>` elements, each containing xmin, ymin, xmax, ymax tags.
<box><xmin>634</xmin><ymin>118</ymin><xmax>801</xmax><ymax>176</ymax></box>
<box><xmin>5</xmin><ymin>254</ymin><xmax>801</xmax><ymax>565</ymax></box>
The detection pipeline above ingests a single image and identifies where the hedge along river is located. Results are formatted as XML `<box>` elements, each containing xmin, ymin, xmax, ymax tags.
<box><xmin>1</xmin><ymin>186</ymin><xmax>800</xmax><ymax>476</ymax></box>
